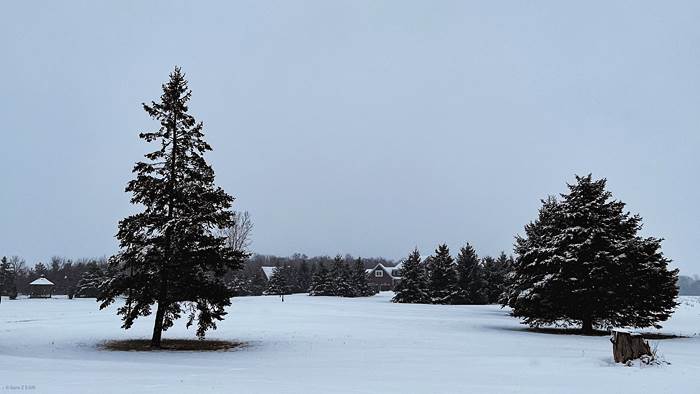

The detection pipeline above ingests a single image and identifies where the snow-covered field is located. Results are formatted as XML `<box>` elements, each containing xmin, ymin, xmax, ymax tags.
<box><xmin>1</xmin><ymin>294</ymin><xmax>699</xmax><ymax>393</ymax></box>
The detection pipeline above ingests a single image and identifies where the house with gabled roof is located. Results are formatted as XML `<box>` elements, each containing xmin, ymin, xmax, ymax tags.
<box><xmin>261</xmin><ymin>262</ymin><xmax>405</xmax><ymax>292</ymax></box>
<box><xmin>365</xmin><ymin>262</ymin><xmax>403</xmax><ymax>292</ymax></box>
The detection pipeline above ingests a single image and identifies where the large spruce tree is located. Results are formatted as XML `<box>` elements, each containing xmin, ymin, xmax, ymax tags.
<box><xmin>503</xmin><ymin>175</ymin><xmax>678</xmax><ymax>334</ymax></box>
<box><xmin>392</xmin><ymin>249</ymin><xmax>429</xmax><ymax>304</ymax></box>
<box><xmin>427</xmin><ymin>244</ymin><xmax>458</xmax><ymax>304</ymax></box>
<box><xmin>98</xmin><ymin>67</ymin><xmax>247</xmax><ymax>347</ymax></box>
<box><xmin>454</xmin><ymin>244</ymin><xmax>487</xmax><ymax>305</ymax></box>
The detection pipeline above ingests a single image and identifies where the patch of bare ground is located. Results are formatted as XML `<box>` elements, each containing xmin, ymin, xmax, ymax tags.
<box><xmin>101</xmin><ymin>339</ymin><xmax>245</xmax><ymax>351</ymax></box>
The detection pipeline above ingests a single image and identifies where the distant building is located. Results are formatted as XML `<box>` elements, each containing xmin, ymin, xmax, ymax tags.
<box><xmin>29</xmin><ymin>276</ymin><xmax>55</xmax><ymax>298</ymax></box>
<box><xmin>365</xmin><ymin>262</ymin><xmax>403</xmax><ymax>292</ymax></box>
<box><xmin>261</xmin><ymin>263</ymin><xmax>405</xmax><ymax>293</ymax></box>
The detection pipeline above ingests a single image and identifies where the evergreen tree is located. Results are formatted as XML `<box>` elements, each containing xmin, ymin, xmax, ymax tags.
<box><xmin>351</xmin><ymin>257</ymin><xmax>373</xmax><ymax>297</ymax></box>
<box><xmin>280</xmin><ymin>264</ymin><xmax>300</xmax><ymax>293</ymax></box>
<box><xmin>34</xmin><ymin>262</ymin><xmax>48</xmax><ymax>276</ymax></box>
<box><xmin>75</xmin><ymin>263</ymin><xmax>105</xmax><ymax>298</ymax></box>
<box><xmin>308</xmin><ymin>262</ymin><xmax>329</xmax><ymax>296</ymax></box>
<box><xmin>296</xmin><ymin>261</ymin><xmax>312</xmax><ymax>293</ymax></box>
<box><xmin>453</xmin><ymin>244</ymin><xmax>487</xmax><ymax>305</ymax></box>
<box><xmin>228</xmin><ymin>275</ymin><xmax>250</xmax><ymax>296</ymax></box>
<box><xmin>426</xmin><ymin>244</ymin><xmax>458</xmax><ymax>304</ymax></box>
<box><xmin>249</xmin><ymin>271</ymin><xmax>268</xmax><ymax>296</ymax></box>
<box><xmin>503</xmin><ymin>174</ymin><xmax>679</xmax><ymax>334</ymax></box>
<box><xmin>97</xmin><ymin>68</ymin><xmax>248</xmax><ymax>347</ymax></box>
<box><xmin>392</xmin><ymin>249</ymin><xmax>429</xmax><ymax>304</ymax></box>
<box><xmin>330</xmin><ymin>255</ymin><xmax>353</xmax><ymax>297</ymax></box>
<box><xmin>0</xmin><ymin>257</ymin><xmax>9</xmax><ymax>302</ymax></box>
<box><xmin>2</xmin><ymin>256</ymin><xmax>18</xmax><ymax>300</ymax></box>
<box><xmin>482</xmin><ymin>252</ymin><xmax>512</xmax><ymax>304</ymax></box>
<box><xmin>264</xmin><ymin>267</ymin><xmax>290</xmax><ymax>299</ymax></box>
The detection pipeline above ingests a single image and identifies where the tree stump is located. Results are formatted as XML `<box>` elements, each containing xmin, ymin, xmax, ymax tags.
<box><xmin>610</xmin><ymin>330</ymin><xmax>652</xmax><ymax>363</ymax></box>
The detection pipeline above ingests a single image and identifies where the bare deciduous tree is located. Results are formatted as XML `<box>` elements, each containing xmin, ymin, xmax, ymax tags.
<box><xmin>222</xmin><ymin>210</ymin><xmax>253</xmax><ymax>252</ymax></box>
<box><xmin>7</xmin><ymin>256</ymin><xmax>26</xmax><ymax>277</ymax></box>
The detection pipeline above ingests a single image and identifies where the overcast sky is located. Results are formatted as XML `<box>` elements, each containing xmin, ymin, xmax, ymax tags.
<box><xmin>1</xmin><ymin>1</ymin><xmax>698</xmax><ymax>275</ymax></box>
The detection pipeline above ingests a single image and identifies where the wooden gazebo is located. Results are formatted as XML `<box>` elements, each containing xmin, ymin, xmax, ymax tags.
<box><xmin>29</xmin><ymin>276</ymin><xmax>55</xmax><ymax>298</ymax></box>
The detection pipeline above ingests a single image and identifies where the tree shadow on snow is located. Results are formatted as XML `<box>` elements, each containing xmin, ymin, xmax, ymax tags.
<box><xmin>489</xmin><ymin>325</ymin><xmax>684</xmax><ymax>339</ymax></box>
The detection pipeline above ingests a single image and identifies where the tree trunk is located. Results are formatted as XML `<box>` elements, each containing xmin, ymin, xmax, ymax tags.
<box><xmin>151</xmin><ymin>87</ymin><xmax>177</xmax><ymax>351</ymax></box>
<box><xmin>610</xmin><ymin>330</ymin><xmax>652</xmax><ymax>363</ymax></box>
<box><xmin>581</xmin><ymin>317</ymin><xmax>594</xmax><ymax>335</ymax></box>
<box><xmin>151</xmin><ymin>300</ymin><xmax>166</xmax><ymax>348</ymax></box>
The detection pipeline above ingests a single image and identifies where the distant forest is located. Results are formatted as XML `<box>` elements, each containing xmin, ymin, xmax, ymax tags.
<box><xmin>678</xmin><ymin>275</ymin><xmax>700</xmax><ymax>296</ymax></box>
<box><xmin>2</xmin><ymin>254</ymin><xmax>698</xmax><ymax>297</ymax></box>
<box><xmin>0</xmin><ymin>254</ymin><xmax>394</xmax><ymax>297</ymax></box>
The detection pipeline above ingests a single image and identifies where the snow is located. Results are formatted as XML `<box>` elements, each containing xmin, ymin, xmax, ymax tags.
<box><xmin>28</xmin><ymin>277</ymin><xmax>54</xmax><ymax>286</ymax></box>
<box><xmin>260</xmin><ymin>266</ymin><xmax>276</xmax><ymax>280</ymax></box>
<box><xmin>1</xmin><ymin>294</ymin><xmax>699</xmax><ymax>393</ymax></box>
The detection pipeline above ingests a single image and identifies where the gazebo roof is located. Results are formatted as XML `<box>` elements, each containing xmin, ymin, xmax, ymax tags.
<box><xmin>29</xmin><ymin>277</ymin><xmax>54</xmax><ymax>286</ymax></box>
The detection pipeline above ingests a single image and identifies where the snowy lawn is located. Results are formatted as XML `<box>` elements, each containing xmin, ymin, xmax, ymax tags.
<box><xmin>1</xmin><ymin>293</ymin><xmax>699</xmax><ymax>393</ymax></box>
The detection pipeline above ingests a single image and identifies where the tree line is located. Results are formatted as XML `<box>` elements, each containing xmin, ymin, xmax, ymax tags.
<box><xmin>394</xmin><ymin>175</ymin><xmax>679</xmax><ymax>335</ymax></box>
<box><xmin>306</xmin><ymin>256</ymin><xmax>374</xmax><ymax>297</ymax></box>
<box><xmin>0</xmin><ymin>256</ymin><xmax>108</xmax><ymax>298</ymax></box>
<box><xmin>0</xmin><ymin>253</ymin><xmax>392</xmax><ymax>299</ymax></box>
<box><xmin>392</xmin><ymin>245</ymin><xmax>512</xmax><ymax>305</ymax></box>
<box><xmin>678</xmin><ymin>275</ymin><xmax>700</xmax><ymax>296</ymax></box>
<box><xmin>226</xmin><ymin>254</ymin><xmax>391</xmax><ymax>296</ymax></box>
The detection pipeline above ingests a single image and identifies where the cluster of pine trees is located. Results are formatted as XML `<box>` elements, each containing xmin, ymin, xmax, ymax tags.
<box><xmin>307</xmin><ymin>256</ymin><xmax>375</xmax><ymax>297</ymax></box>
<box><xmin>392</xmin><ymin>245</ymin><xmax>512</xmax><ymax>305</ymax></box>
<box><xmin>393</xmin><ymin>175</ymin><xmax>680</xmax><ymax>335</ymax></box>
<box><xmin>0</xmin><ymin>252</ymin><xmax>387</xmax><ymax>300</ymax></box>
<box><xmin>226</xmin><ymin>254</ymin><xmax>390</xmax><ymax>296</ymax></box>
